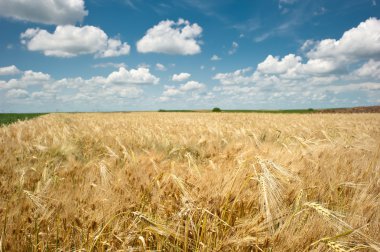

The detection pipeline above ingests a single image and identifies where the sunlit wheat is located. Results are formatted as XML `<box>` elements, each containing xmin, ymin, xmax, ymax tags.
<box><xmin>0</xmin><ymin>112</ymin><xmax>379</xmax><ymax>251</ymax></box>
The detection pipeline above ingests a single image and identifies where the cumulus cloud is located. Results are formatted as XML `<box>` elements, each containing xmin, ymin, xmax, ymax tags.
<box><xmin>212</xmin><ymin>18</ymin><xmax>380</xmax><ymax>106</ymax></box>
<box><xmin>1</xmin><ymin>67</ymin><xmax>160</xmax><ymax>109</ymax></box>
<box><xmin>97</xmin><ymin>39</ymin><xmax>131</xmax><ymax>58</ymax></box>
<box><xmin>158</xmin><ymin>96</ymin><xmax>170</xmax><ymax>102</ymax></box>
<box><xmin>162</xmin><ymin>86</ymin><xmax>182</xmax><ymax>97</ymax></box>
<box><xmin>252</xmin><ymin>18</ymin><xmax>380</xmax><ymax>79</ymax></box>
<box><xmin>1</xmin><ymin>70</ymin><xmax>51</xmax><ymax>89</ymax></box>
<box><xmin>21</xmin><ymin>25</ymin><xmax>130</xmax><ymax>58</ymax></box>
<box><xmin>6</xmin><ymin>89</ymin><xmax>29</xmax><ymax>98</ymax></box>
<box><xmin>159</xmin><ymin>80</ymin><xmax>206</xmax><ymax>101</ymax></box>
<box><xmin>302</xmin><ymin>58</ymin><xmax>339</xmax><ymax>75</ymax></box>
<box><xmin>353</xmin><ymin>60</ymin><xmax>380</xmax><ymax>79</ymax></box>
<box><xmin>213</xmin><ymin>68</ymin><xmax>253</xmax><ymax>85</ymax></box>
<box><xmin>324</xmin><ymin>82</ymin><xmax>380</xmax><ymax>93</ymax></box>
<box><xmin>105</xmin><ymin>67</ymin><xmax>159</xmax><ymax>85</ymax></box>
<box><xmin>136</xmin><ymin>19</ymin><xmax>202</xmax><ymax>55</ymax></box>
<box><xmin>307</xmin><ymin>18</ymin><xmax>380</xmax><ymax>63</ymax></box>
<box><xmin>1</xmin><ymin>67</ymin><xmax>158</xmax><ymax>92</ymax></box>
<box><xmin>0</xmin><ymin>65</ymin><xmax>21</xmax><ymax>76</ymax></box>
<box><xmin>211</xmin><ymin>55</ymin><xmax>222</xmax><ymax>61</ymax></box>
<box><xmin>0</xmin><ymin>0</ymin><xmax>87</xmax><ymax>25</ymax></box>
<box><xmin>155</xmin><ymin>63</ymin><xmax>167</xmax><ymax>71</ymax></box>
<box><xmin>31</xmin><ymin>91</ymin><xmax>56</xmax><ymax>100</ymax></box>
<box><xmin>256</xmin><ymin>54</ymin><xmax>340</xmax><ymax>77</ymax></box>
<box><xmin>212</xmin><ymin>65</ymin><xmax>378</xmax><ymax>107</ymax></box>
<box><xmin>102</xmin><ymin>86</ymin><xmax>143</xmax><ymax>98</ymax></box>
<box><xmin>179</xmin><ymin>81</ymin><xmax>205</xmax><ymax>91</ymax></box>
<box><xmin>252</xmin><ymin>18</ymin><xmax>380</xmax><ymax>78</ymax></box>
<box><xmin>92</xmin><ymin>62</ymin><xmax>127</xmax><ymax>69</ymax></box>
<box><xmin>21</xmin><ymin>70</ymin><xmax>51</xmax><ymax>82</ymax></box>
<box><xmin>354</xmin><ymin>82</ymin><xmax>380</xmax><ymax>91</ymax></box>
<box><xmin>257</xmin><ymin>54</ymin><xmax>301</xmax><ymax>74</ymax></box>
<box><xmin>172</xmin><ymin>72</ymin><xmax>191</xmax><ymax>82</ymax></box>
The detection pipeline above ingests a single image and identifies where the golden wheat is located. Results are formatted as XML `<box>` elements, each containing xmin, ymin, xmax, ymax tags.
<box><xmin>0</xmin><ymin>112</ymin><xmax>379</xmax><ymax>251</ymax></box>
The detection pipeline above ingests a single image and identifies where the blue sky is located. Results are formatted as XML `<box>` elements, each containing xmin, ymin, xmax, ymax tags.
<box><xmin>0</xmin><ymin>0</ymin><xmax>379</xmax><ymax>112</ymax></box>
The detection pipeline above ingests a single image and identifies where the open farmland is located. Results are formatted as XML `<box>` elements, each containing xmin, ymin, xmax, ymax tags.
<box><xmin>0</xmin><ymin>113</ymin><xmax>46</xmax><ymax>127</ymax></box>
<box><xmin>0</xmin><ymin>112</ymin><xmax>380</xmax><ymax>251</ymax></box>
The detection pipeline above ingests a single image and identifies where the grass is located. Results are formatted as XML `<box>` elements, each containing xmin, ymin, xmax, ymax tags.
<box><xmin>0</xmin><ymin>112</ymin><xmax>379</xmax><ymax>251</ymax></box>
<box><xmin>158</xmin><ymin>109</ymin><xmax>316</xmax><ymax>113</ymax></box>
<box><xmin>0</xmin><ymin>113</ymin><xmax>46</xmax><ymax>126</ymax></box>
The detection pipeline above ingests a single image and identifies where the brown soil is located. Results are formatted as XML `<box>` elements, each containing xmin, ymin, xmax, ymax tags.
<box><xmin>318</xmin><ymin>105</ymin><xmax>380</xmax><ymax>113</ymax></box>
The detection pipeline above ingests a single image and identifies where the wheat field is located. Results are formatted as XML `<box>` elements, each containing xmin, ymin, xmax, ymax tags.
<box><xmin>0</xmin><ymin>112</ymin><xmax>379</xmax><ymax>251</ymax></box>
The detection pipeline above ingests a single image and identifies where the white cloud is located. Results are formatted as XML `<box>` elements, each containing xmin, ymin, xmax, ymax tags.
<box><xmin>353</xmin><ymin>60</ymin><xmax>380</xmax><ymax>79</ymax></box>
<box><xmin>162</xmin><ymin>86</ymin><xmax>182</xmax><ymax>97</ymax></box>
<box><xmin>228</xmin><ymin>41</ymin><xmax>239</xmax><ymax>55</ymax></box>
<box><xmin>213</xmin><ymin>55</ymin><xmax>379</xmax><ymax>107</ymax></box>
<box><xmin>172</xmin><ymin>72</ymin><xmax>191</xmax><ymax>82</ymax></box>
<box><xmin>49</xmin><ymin>68</ymin><xmax>158</xmax><ymax>93</ymax></box>
<box><xmin>0</xmin><ymin>0</ymin><xmax>87</xmax><ymax>25</ymax></box>
<box><xmin>21</xmin><ymin>70</ymin><xmax>51</xmax><ymax>82</ymax></box>
<box><xmin>31</xmin><ymin>91</ymin><xmax>55</xmax><ymax>100</ymax></box>
<box><xmin>213</xmin><ymin>85</ymin><xmax>258</xmax><ymax>96</ymax></box>
<box><xmin>106</xmin><ymin>67</ymin><xmax>159</xmax><ymax>85</ymax></box>
<box><xmin>302</xmin><ymin>58</ymin><xmax>339</xmax><ymax>74</ymax></box>
<box><xmin>136</xmin><ymin>19</ymin><xmax>202</xmax><ymax>55</ymax></box>
<box><xmin>213</xmin><ymin>21</ymin><xmax>380</xmax><ymax>101</ymax></box>
<box><xmin>0</xmin><ymin>65</ymin><xmax>21</xmax><ymax>76</ymax></box>
<box><xmin>300</xmin><ymin>40</ymin><xmax>316</xmax><ymax>52</ymax></box>
<box><xmin>158</xmin><ymin>96</ymin><xmax>170</xmax><ymax>102</ymax></box>
<box><xmin>97</xmin><ymin>39</ymin><xmax>131</xmax><ymax>58</ymax></box>
<box><xmin>255</xmin><ymin>54</ymin><xmax>340</xmax><ymax>78</ymax></box>
<box><xmin>307</xmin><ymin>18</ymin><xmax>380</xmax><ymax>63</ymax></box>
<box><xmin>102</xmin><ymin>86</ymin><xmax>143</xmax><ymax>98</ymax></box>
<box><xmin>1</xmin><ymin>67</ymin><xmax>159</xmax><ymax>109</ymax></box>
<box><xmin>1</xmin><ymin>70</ymin><xmax>51</xmax><ymax>89</ymax></box>
<box><xmin>308</xmin><ymin>76</ymin><xmax>339</xmax><ymax>86</ymax></box>
<box><xmin>179</xmin><ymin>81</ymin><xmax>205</xmax><ymax>91</ymax></box>
<box><xmin>213</xmin><ymin>68</ymin><xmax>253</xmax><ymax>85</ymax></box>
<box><xmin>250</xmin><ymin>18</ymin><xmax>380</xmax><ymax>77</ymax></box>
<box><xmin>155</xmin><ymin>63</ymin><xmax>167</xmax><ymax>71</ymax></box>
<box><xmin>356</xmin><ymin>82</ymin><xmax>380</xmax><ymax>90</ymax></box>
<box><xmin>325</xmin><ymin>82</ymin><xmax>380</xmax><ymax>93</ymax></box>
<box><xmin>211</xmin><ymin>54</ymin><xmax>222</xmax><ymax>61</ymax></box>
<box><xmin>92</xmin><ymin>62</ymin><xmax>127</xmax><ymax>69</ymax></box>
<box><xmin>160</xmin><ymin>80</ymin><xmax>206</xmax><ymax>101</ymax></box>
<box><xmin>257</xmin><ymin>54</ymin><xmax>301</xmax><ymax>74</ymax></box>
<box><xmin>1</xmin><ymin>67</ymin><xmax>158</xmax><ymax>93</ymax></box>
<box><xmin>6</xmin><ymin>89</ymin><xmax>29</xmax><ymax>98</ymax></box>
<box><xmin>21</xmin><ymin>25</ymin><xmax>130</xmax><ymax>58</ymax></box>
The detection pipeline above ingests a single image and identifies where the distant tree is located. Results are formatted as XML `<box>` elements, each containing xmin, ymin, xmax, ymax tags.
<box><xmin>307</xmin><ymin>108</ymin><xmax>314</xmax><ymax>112</ymax></box>
<box><xmin>212</xmin><ymin>107</ymin><xmax>221</xmax><ymax>112</ymax></box>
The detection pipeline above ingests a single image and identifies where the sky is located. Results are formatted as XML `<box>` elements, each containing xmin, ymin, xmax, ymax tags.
<box><xmin>0</xmin><ymin>0</ymin><xmax>379</xmax><ymax>112</ymax></box>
